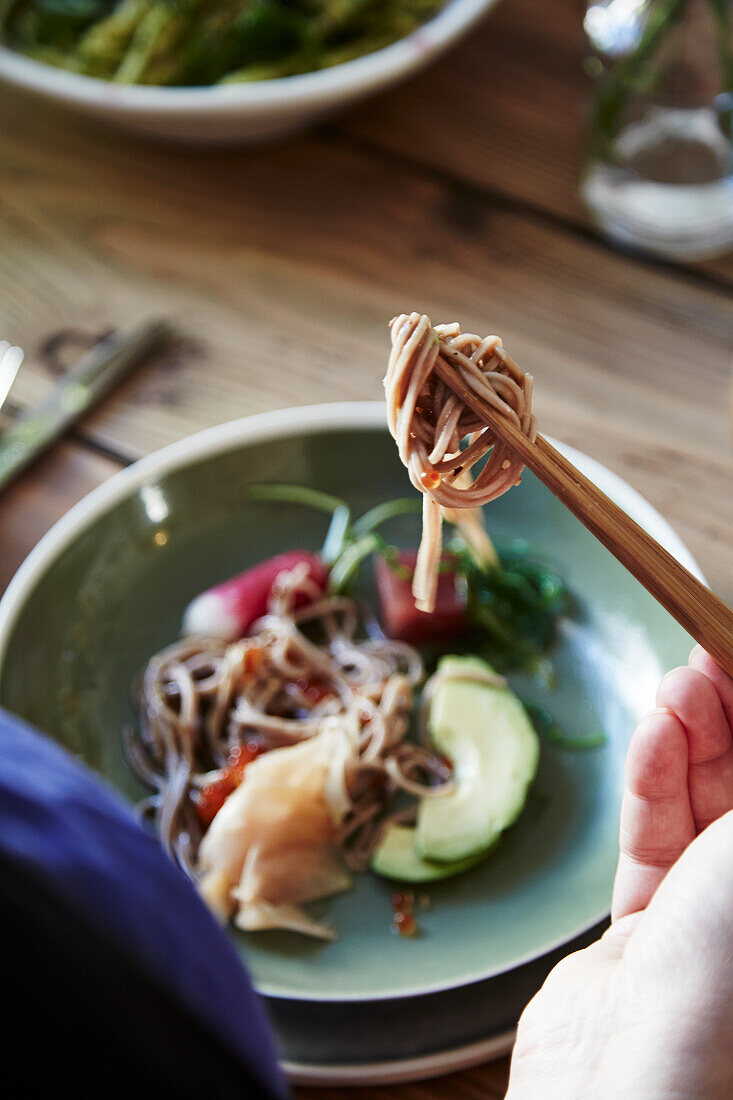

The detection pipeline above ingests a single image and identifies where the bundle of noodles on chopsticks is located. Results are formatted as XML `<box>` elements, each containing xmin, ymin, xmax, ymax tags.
<box><xmin>385</xmin><ymin>313</ymin><xmax>538</xmax><ymax>613</ymax></box>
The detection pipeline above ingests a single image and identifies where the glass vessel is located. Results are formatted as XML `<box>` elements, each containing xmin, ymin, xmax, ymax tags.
<box><xmin>581</xmin><ymin>0</ymin><xmax>733</xmax><ymax>260</ymax></box>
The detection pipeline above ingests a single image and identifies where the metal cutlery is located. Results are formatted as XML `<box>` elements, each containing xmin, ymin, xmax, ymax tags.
<box><xmin>0</xmin><ymin>319</ymin><xmax>169</xmax><ymax>494</ymax></box>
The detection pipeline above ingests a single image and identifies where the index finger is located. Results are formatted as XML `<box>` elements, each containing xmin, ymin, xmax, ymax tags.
<box><xmin>612</xmin><ymin>707</ymin><xmax>695</xmax><ymax>922</ymax></box>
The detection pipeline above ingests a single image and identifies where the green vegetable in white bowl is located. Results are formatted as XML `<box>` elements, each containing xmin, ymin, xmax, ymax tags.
<box><xmin>1</xmin><ymin>0</ymin><xmax>444</xmax><ymax>85</ymax></box>
<box><xmin>0</xmin><ymin>0</ymin><xmax>500</xmax><ymax>142</ymax></box>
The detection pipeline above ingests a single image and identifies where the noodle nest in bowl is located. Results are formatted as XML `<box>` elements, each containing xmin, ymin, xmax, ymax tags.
<box><xmin>125</xmin><ymin>563</ymin><xmax>453</xmax><ymax>939</ymax></box>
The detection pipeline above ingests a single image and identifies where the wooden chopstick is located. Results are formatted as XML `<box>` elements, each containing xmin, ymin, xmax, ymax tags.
<box><xmin>433</xmin><ymin>356</ymin><xmax>733</xmax><ymax>679</ymax></box>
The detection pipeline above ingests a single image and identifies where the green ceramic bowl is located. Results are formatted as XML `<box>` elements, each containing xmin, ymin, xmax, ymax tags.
<box><xmin>0</xmin><ymin>403</ymin><xmax>700</xmax><ymax>1002</ymax></box>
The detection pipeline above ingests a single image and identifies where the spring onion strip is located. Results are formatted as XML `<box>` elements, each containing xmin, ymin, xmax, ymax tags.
<box><xmin>329</xmin><ymin>533</ymin><xmax>382</xmax><ymax>594</ymax></box>
<box><xmin>321</xmin><ymin>504</ymin><xmax>352</xmax><ymax>565</ymax></box>
<box><xmin>247</xmin><ymin>483</ymin><xmax>348</xmax><ymax>514</ymax></box>
<box><xmin>351</xmin><ymin>497</ymin><xmax>422</xmax><ymax>538</ymax></box>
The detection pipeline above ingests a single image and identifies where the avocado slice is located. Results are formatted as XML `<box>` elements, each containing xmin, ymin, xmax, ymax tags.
<box><xmin>416</xmin><ymin>655</ymin><xmax>539</xmax><ymax>863</ymax></box>
<box><xmin>370</xmin><ymin>655</ymin><xmax>540</xmax><ymax>881</ymax></box>
<box><xmin>371</xmin><ymin>823</ymin><xmax>485</xmax><ymax>882</ymax></box>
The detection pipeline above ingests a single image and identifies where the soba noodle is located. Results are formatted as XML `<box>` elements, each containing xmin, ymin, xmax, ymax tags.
<box><xmin>385</xmin><ymin>313</ymin><xmax>538</xmax><ymax>613</ymax></box>
<box><xmin>126</xmin><ymin>563</ymin><xmax>453</xmax><ymax>898</ymax></box>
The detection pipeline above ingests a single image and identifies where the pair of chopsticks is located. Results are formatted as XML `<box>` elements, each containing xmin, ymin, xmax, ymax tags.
<box><xmin>0</xmin><ymin>320</ymin><xmax>169</xmax><ymax>494</ymax></box>
<box><xmin>433</xmin><ymin>353</ymin><xmax>733</xmax><ymax>679</ymax></box>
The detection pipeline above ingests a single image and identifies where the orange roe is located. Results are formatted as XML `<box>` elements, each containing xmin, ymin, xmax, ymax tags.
<box><xmin>195</xmin><ymin>741</ymin><xmax>265</xmax><ymax>827</ymax></box>
<box><xmin>295</xmin><ymin>675</ymin><xmax>332</xmax><ymax>705</ymax></box>
<box><xmin>242</xmin><ymin>646</ymin><xmax>263</xmax><ymax>676</ymax></box>
<box><xmin>420</xmin><ymin>470</ymin><xmax>441</xmax><ymax>491</ymax></box>
<box><xmin>391</xmin><ymin>911</ymin><xmax>417</xmax><ymax>937</ymax></box>
<box><xmin>390</xmin><ymin>889</ymin><xmax>421</xmax><ymax>938</ymax></box>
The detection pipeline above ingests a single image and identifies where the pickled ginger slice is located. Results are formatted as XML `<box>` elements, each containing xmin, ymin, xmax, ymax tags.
<box><xmin>198</xmin><ymin>725</ymin><xmax>353</xmax><ymax>937</ymax></box>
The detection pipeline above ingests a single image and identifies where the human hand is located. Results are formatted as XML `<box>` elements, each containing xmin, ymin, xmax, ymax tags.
<box><xmin>506</xmin><ymin>646</ymin><xmax>733</xmax><ymax>1100</ymax></box>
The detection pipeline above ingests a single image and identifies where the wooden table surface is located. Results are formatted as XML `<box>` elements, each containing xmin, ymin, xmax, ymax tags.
<box><xmin>1</xmin><ymin>0</ymin><xmax>732</xmax><ymax>1095</ymax></box>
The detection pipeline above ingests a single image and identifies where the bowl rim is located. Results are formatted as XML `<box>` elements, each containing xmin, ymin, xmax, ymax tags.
<box><xmin>0</xmin><ymin>401</ymin><xmax>705</xmax><ymax>1001</ymax></box>
<box><xmin>283</xmin><ymin>1027</ymin><xmax>516</xmax><ymax>1086</ymax></box>
<box><xmin>0</xmin><ymin>0</ymin><xmax>495</xmax><ymax>115</ymax></box>
<box><xmin>0</xmin><ymin>401</ymin><xmax>705</xmax><ymax>671</ymax></box>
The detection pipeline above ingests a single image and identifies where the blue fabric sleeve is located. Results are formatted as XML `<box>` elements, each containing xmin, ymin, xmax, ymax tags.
<box><xmin>0</xmin><ymin>708</ymin><xmax>288</xmax><ymax>1099</ymax></box>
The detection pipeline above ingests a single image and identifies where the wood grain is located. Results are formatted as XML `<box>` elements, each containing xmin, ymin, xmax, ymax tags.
<box><xmin>293</xmin><ymin>1057</ymin><xmax>512</xmax><ymax>1100</ymax></box>
<box><xmin>338</xmin><ymin>0</ymin><xmax>733</xmax><ymax>287</ymax></box>
<box><xmin>0</xmin><ymin>92</ymin><xmax>730</xmax><ymax>600</ymax></box>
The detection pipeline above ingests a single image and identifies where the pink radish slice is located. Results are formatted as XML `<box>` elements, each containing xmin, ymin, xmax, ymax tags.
<box><xmin>183</xmin><ymin>551</ymin><xmax>328</xmax><ymax>641</ymax></box>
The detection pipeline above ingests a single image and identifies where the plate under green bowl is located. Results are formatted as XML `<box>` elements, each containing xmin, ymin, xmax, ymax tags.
<box><xmin>0</xmin><ymin>403</ymin><xmax>699</xmax><ymax>1002</ymax></box>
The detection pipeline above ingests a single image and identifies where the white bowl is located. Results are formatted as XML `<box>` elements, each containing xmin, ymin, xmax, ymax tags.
<box><xmin>0</xmin><ymin>0</ymin><xmax>497</xmax><ymax>143</ymax></box>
